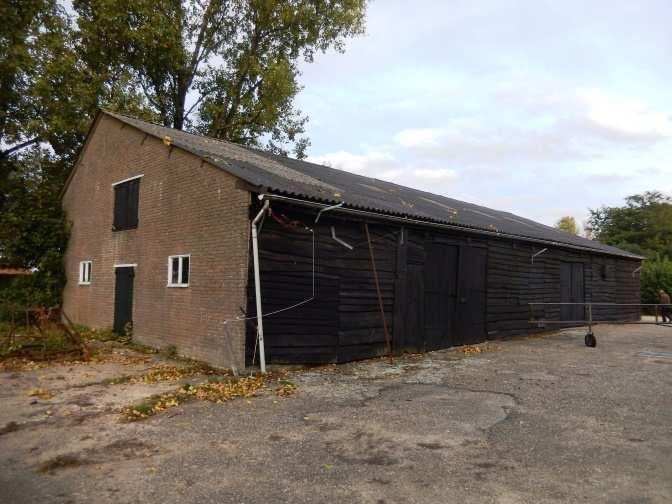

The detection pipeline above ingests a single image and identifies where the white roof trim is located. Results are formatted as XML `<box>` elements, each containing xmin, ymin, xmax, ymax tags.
<box><xmin>111</xmin><ymin>174</ymin><xmax>144</xmax><ymax>187</ymax></box>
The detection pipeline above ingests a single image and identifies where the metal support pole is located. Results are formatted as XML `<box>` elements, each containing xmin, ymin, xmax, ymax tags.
<box><xmin>252</xmin><ymin>200</ymin><xmax>270</xmax><ymax>373</ymax></box>
<box><xmin>655</xmin><ymin>305</ymin><xmax>659</xmax><ymax>324</ymax></box>
<box><xmin>587</xmin><ymin>303</ymin><xmax>593</xmax><ymax>334</ymax></box>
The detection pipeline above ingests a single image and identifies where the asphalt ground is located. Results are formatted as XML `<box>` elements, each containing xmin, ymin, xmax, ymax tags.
<box><xmin>1</xmin><ymin>324</ymin><xmax>671</xmax><ymax>504</ymax></box>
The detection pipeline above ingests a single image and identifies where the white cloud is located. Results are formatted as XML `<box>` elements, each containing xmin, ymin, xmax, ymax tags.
<box><xmin>377</xmin><ymin>169</ymin><xmax>405</xmax><ymax>181</ymax></box>
<box><xmin>394</xmin><ymin>128</ymin><xmax>447</xmax><ymax>148</ymax></box>
<box><xmin>293</xmin><ymin>0</ymin><xmax>672</xmax><ymax>233</ymax></box>
<box><xmin>306</xmin><ymin>150</ymin><xmax>397</xmax><ymax>174</ymax></box>
<box><xmin>578</xmin><ymin>88</ymin><xmax>672</xmax><ymax>139</ymax></box>
<box><xmin>411</xmin><ymin>168</ymin><xmax>458</xmax><ymax>180</ymax></box>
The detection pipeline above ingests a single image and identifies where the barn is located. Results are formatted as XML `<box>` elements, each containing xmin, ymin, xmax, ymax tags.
<box><xmin>61</xmin><ymin>111</ymin><xmax>642</xmax><ymax>369</ymax></box>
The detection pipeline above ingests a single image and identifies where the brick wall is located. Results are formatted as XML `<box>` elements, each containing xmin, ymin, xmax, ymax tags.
<box><xmin>62</xmin><ymin>114</ymin><xmax>251</xmax><ymax>368</ymax></box>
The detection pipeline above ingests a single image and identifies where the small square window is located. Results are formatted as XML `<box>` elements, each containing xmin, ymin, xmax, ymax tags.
<box><xmin>167</xmin><ymin>255</ymin><xmax>190</xmax><ymax>287</ymax></box>
<box><xmin>79</xmin><ymin>261</ymin><xmax>92</xmax><ymax>285</ymax></box>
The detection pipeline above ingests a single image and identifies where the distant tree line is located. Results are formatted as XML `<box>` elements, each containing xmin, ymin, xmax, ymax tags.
<box><xmin>587</xmin><ymin>191</ymin><xmax>672</xmax><ymax>304</ymax></box>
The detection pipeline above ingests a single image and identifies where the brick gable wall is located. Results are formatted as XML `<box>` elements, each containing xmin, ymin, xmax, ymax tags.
<box><xmin>62</xmin><ymin>114</ymin><xmax>251</xmax><ymax>368</ymax></box>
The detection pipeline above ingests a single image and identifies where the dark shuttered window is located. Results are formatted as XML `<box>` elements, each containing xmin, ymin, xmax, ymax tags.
<box><xmin>113</xmin><ymin>178</ymin><xmax>140</xmax><ymax>231</ymax></box>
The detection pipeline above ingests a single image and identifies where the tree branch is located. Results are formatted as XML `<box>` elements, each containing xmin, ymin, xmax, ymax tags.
<box><xmin>184</xmin><ymin>89</ymin><xmax>212</xmax><ymax>119</ymax></box>
<box><xmin>0</xmin><ymin>137</ymin><xmax>40</xmax><ymax>159</ymax></box>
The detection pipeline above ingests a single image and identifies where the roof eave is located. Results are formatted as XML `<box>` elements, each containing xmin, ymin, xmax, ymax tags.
<box><xmin>259</xmin><ymin>192</ymin><xmax>644</xmax><ymax>261</ymax></box>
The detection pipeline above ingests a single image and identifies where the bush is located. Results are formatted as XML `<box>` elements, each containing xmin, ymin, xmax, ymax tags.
<box><xmin>641</xmin><ymin>255</ymin><xmax>672</xmax><ymax>304</ymax></box>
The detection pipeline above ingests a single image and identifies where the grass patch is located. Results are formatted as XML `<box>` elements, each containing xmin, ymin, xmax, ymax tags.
<box><xmin>0</xmin><ymin>323</ymin><xmax>84</xmax><ymax>358</ymax></box>
<box><xmin>121</xmin><ymin>375</ymin><xmax>268</xmax><ymax>422</ymax></box>
<box><xmin>160</xmin><ymin>344</ymin><xmax>178</xmax><ymax>359</ymax></box>
<box><xmin>125</xmin><ymin>341</ymin><xmax>158</xmax><ymax>354</ymax></box>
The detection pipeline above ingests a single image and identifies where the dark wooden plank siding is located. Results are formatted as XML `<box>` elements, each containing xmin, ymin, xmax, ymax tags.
<box><xmin>246</xmin><ymin>204</ymin><xmax>399</xmax><ymax>364</ymax></box>
<box><xmin>246</xmin><ymin>201</ymin><xmax>642</xmax><ymax>365</ymax></box>
<box><xmin>486</xmin><ymin>238</ymin><xmax>641</xmax><ymax>338</ymax></box>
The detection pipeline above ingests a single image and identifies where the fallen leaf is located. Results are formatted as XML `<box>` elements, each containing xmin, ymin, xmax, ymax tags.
<box><xmin>26</xmin><ymin>388</ymin><xmax>53</xmax><ymax>400</ymax></box>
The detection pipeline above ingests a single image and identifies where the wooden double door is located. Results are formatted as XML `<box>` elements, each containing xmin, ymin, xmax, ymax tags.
<box><xmin>398</xmin><ymin>237</ymin><xmax>487</xmax><ymax>352</ymax></box>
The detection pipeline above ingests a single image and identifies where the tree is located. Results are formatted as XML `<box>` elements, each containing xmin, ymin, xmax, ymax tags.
<box><xmin>640</xmin><ymin>255</ymin><xmax>672</xmax><ymax>305</ymax></box>
<box><xmin>588</xmin><ymin>191</ymin><xmax>672</xmax><ymax>259</ymax></box>
<box><xmin>72</xmin><ymin>0</ymin><xmax>368</xmax><ymax>157</ymax></box>
<box><xmin>0</xmin><ymin>0</ymin><xmax>61</xmax><ymax>158</ymax></box>
<box><xmin>0</xmin><ymin>148</ymin><xmax>70</xmax><ymax>306</ymax></box>
<box><xmin>555</xmin><ymin>216</ymin><xmax>578</xmax><ymax>235</ymax></box>
<box><xmin>0</xmin><ymin>0</ymin><xmax>369</xmax><ymax>307</ymax></box>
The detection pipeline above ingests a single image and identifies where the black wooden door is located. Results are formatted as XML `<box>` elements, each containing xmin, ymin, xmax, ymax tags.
<box><xmin>398</xmin><ymin>237</ymin><xmax>426</xmax><ymax>353</ymax></box>
<box><xmin>455</xmin><ymin>246</ymin><xmax>487</xmax><ymax>345</ymax></box>
<box><xmin>114</xmin><ymin>267</ymin><xmax>134</xmax><ymax>334</ymax></box>
<box><xmin>560</xmin><ymin>262</ymin><xmax>585</xmax><ymax>322</ymax></box>
<box><xmin>423</xmin><ymin>242</ymin><xmax>459</xmax><ymax>350</ymax></box>
<box><xmin>571</xmin><ymin>263</ymin><xmax>585</xmax><ymax>321</ymax></box>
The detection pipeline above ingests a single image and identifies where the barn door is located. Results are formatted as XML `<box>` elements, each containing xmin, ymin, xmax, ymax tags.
<box><xmin>560</xmin><ymin>262</ymin><xmax>585</xmax><ymax>322</ymax></box>
<box><xmin>571</xmin><ymin>263</ymin><xmax>585</xmax><ymax>321</ymax></box>
<box><xmin>114</xmin><ymin>267</ymin><xmax>135</xmax><ymax>334</ymax></box>
<box><xmin>455</xmin><ymin>246</ymin><xmax>487</xmax><ymax>345</ymax></box>
<box><xmin>397</xmin><ymin>237</ymin><xmax>426</xmax><ymax>353</ymax></box>
<box><xmin>423</xmin><ymin>242</ymin><xmax>459</xmax><ymax>350</ymax></box>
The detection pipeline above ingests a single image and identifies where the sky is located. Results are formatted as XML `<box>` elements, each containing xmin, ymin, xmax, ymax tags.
<box><xmin>295</xmin><ymin>0</ymin><xmax>672</xmax><ymax>230</ymax></box>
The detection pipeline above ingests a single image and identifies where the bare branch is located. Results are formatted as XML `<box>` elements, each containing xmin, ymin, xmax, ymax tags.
<box><xmin>184</xmin><ymin>89</ymin><xmax>213</xmax><ymax>119</ymax></box>
<box><xmin>0</xmin><ymin>137</ymin><xmax>40</xmax><ymax>159</ymax></box>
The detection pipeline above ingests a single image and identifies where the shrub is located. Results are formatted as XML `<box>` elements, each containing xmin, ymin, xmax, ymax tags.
<box><xmin>641</xmin><ymin>255</ymin><xmax>672</xmax><ymax>304</ymax></box>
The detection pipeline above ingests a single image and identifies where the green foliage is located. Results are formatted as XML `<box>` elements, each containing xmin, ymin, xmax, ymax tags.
<box><xmin>0</xmin><ymin>149</ymin><xmax>69</xmax><ymax>307</ymax></box>
<box><xmin>0</xmin><ymin>0</ymin><xmax>61</xmax><ymax>154</ymax></box>
<box><xmin>73</xmin><ymin>0</ymin><xmax>368</xmax><ymax>156</ymax></box>
<box><xmin>640</xmin><ymin>255</ymin><xmax>672</xmax><ymax>305</ymax></box>
<box><xmin>588</xmin><ymin>191</ymin><xmax>672</xmax><ymax>259</ymax></box>
<box><xmin>589</xmin><ymin>191</ymin><xmax>672</xmax><ymax>304</ymax></box>
<box><xmin>0</xmin><ymin>321</ymin><xmax>80</xmax><ymax>357</ymax></box>
<box><xmin>555</xmin><ymin>216</ymin><xmax>578</xmax><ymax>235</ymax></box>
<box><xmin>1</xmin><ymin>0</ymin><xmax>368</xmax><ymax>307</ymax></box>
<box><xmin>161</xmin><ymin>344</ymin><xmax>178</xmax><ymax>359</ymax></box>
<box><xmin>77</xmin><ymin>325</ymin><xmax>119</xmax><ymax>343</ymax></box>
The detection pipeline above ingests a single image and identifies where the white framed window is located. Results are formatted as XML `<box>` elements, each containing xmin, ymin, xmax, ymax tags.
<box><xmin>167</xmin><ymin>255</ymin><xmax>190</xmax><ymax>287</ymax></box>
<box><xmin>79</xmin><ymin>261</ymin><xmax>92</xmax><ymax>285</ymax></box>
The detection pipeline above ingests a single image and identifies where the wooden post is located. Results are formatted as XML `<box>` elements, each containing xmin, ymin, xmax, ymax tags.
<box><xmin>364</xmin><ymin>223</ymin><xmax>393</xmax><ymax>363</ymax></box>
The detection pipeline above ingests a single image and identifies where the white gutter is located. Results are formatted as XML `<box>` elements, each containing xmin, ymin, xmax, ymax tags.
<box><xmin>531</xmin><ymin>248</ymin><xmax>548</xmax><ymax>264</ymax></box>
<box><xmin>251</xmin><ymin>199</ymin><xmax>270</xmax><ymax>373</ymax></box>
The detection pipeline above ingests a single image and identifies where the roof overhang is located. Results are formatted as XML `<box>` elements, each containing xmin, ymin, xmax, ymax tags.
<box><xmin>258</xmin><ymin>193</ymin><xmax>644</xmax><ymax>261</ymax></box>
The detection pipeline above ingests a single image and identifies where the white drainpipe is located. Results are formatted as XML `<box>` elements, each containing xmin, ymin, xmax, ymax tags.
<box><xmin>251</xmin><ymin>199</ymin><xmax>270</xmax><ymax>373</ymax></box>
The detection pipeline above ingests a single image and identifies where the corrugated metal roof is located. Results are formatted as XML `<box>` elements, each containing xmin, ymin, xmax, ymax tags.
<box><xmin>102</xmin><ymin>110</ymin><xmax>641</xmax><ymax>260</ymax></box>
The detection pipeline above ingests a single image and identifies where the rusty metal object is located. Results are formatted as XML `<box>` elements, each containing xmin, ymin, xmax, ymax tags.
<box><xmin>364</xmin><ymin>223</ymin><xmax>393</xmax><ymax>363</ymax></box>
